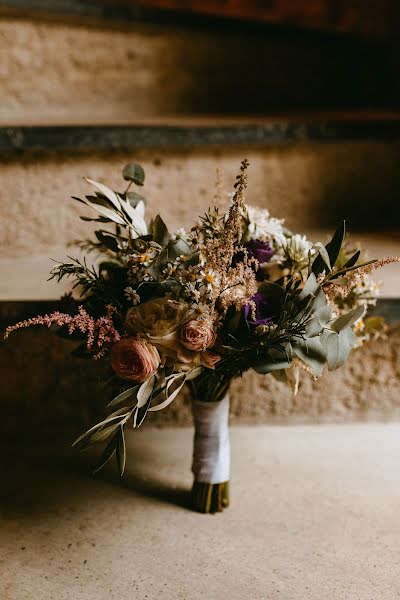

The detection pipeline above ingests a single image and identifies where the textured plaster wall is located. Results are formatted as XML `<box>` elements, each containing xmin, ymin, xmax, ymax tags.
<box><xmin>1</xmin><ymin>326</ymin><xmax>400</xmax><ymax>435</ymax></box>
<box><xmin>2</xmin><ymin>142</ymin><xmax>400</xmax><ymax>258</ymax></box>
<box><xmin>0</xmin><ymin>17</ymin><xmax>373</xmax><ymax>123</ymax></box>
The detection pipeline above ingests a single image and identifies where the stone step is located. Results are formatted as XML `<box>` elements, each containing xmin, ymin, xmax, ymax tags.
<box><xmin>0</xmin><ymin>12</ymin><xmax>396</xmax><ymax>123</ymax></box>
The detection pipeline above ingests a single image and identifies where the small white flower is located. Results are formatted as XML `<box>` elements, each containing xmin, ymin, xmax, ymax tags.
<box><xmin>179</xmin><ymin>265</ymin><xmax>201</xmax><ymax>284</ymax></box>
<box><xmin>174</xmin><ymin>254</ymin><xmax>190</xmax><ymax>265</ymax></box>
<box><xmin>131</xmin><ymin>250</ymin><xmax>155</xmax><ymax>268</ymax></box>
<box><xmin>353</xmin><ymin>318</ymin><xmax>365</xmax><ymax>334</ymax></box>
<box><xmin>243</xmin><ymin>204</ymin><xmax>286</xmax><ymax>245</ymax></box>
<box><xmin>124</xmin><ymin>287</ymin><xmax>140</xmax><ymax>305</ymax></box>
<box><xmin>170</xmin><ymin>227</ymin><xmax>187</xmax><ymax>241</ymax></box>
<box><xmin>200</xmin><ymin>268</ymin><xmax>221</xmax><ymax>293</ymax></box>
<box><xmin>281</xmin><ymin>234</ymin><xmax>313</xmax><ymax>265</ymax></box>
<box><xmin>162</xmin><ymin>262</ymin><xmax>177</xmax><ymax>278</ymax></box>
<box><xmin>184</xmin><ymin>282</ymin><xmax>201</xmax><ymax>302</ymax></box>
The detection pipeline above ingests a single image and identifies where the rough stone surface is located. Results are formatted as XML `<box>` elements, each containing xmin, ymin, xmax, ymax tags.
<box><xmin>2</xmin><ymin>424</ymin><xmax>400</xmax><ymax>599</ymax></box>
<box><xmin>1</xmin><ymin>143</ymin><xmax>399</xmax><ymax>257</ymax></box>
<box><xmin>0</xmin><ymin>17</ymin><xmax>374</xmax><ymax>123</ymax></box>
<box><xmin>1</xmin><ymin>326</ymin><xmax>399</xmax><ymax>434</ymax></box>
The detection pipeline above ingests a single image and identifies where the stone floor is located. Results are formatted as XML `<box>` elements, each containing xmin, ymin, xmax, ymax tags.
<box><xmin>1</xmin><ymin>424</ymin><xmax>400</xmax><ymax>600</ymax></box>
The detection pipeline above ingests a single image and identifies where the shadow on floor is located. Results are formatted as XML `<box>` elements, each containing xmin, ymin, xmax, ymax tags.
<box><xmin>0</xmin><ymin>439</ymin><xmax>192</xmax><ymax>520</ymax></box>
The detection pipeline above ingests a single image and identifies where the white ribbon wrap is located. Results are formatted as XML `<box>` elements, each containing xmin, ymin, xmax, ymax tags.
<box><xmin>191</xmin><ymin>393</ymin><xmax>230</xmax><ymax>484</ymax></box>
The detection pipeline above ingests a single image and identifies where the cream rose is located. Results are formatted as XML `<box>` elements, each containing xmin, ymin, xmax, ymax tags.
<box><xmin>126</xmin><ymin>298</ymin><xmax>188</xmax><ymax>347</ymax></box>
<box><xmin>110</xmin><ymin>338</ymin><xmax>160</xmax><ymax>382</ymax></box>
<box><xmin>179</xmin><ymin>319</ymin><xmax>216</xmax><ymax>351</ymax></box>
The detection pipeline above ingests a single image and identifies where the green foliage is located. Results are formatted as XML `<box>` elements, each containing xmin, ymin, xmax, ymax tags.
<box><xmin>322</xmin><ymin>328</ymin><xmax>357</xmax><ymax>371</ymax></box>
<box><xmin>122</xmin><ymin>163</ymin><xmax>145</xmax><ymax>186</ymax></box>
<box><xmin>150</xmin><ymin>215</ymin><xmax>170</xmax><ymax>246</ymax></box>
<box><xmin>49</xmin><ymin>257</ymin><xmax>101</xmax><ymax>298</ymax></box>
<box><xmin>312</xmin><ymin>221</ymin><xmax>345</xmax><ymax>276</ymax></box>
<box><xmin>331</xmin><ymin>305</ymin><xmax>365</xmax><ymax>332</ymax></box>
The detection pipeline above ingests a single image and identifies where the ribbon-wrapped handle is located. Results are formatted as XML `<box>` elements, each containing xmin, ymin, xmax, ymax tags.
<box><xmin>191</xmin><ymin>393</ymin><xmax>230</xmax><ymax>484</ymax></box>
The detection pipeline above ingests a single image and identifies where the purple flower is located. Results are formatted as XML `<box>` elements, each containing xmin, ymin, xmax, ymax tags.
<box><xmin>244</xmin><ymin>291</ymin><xmax>274</xmax><ymax>326</ymax></box>
<box><xmin>244</xmin><ymin>239</ymin><xmax>273</xmax><ymax>264</ymax></box>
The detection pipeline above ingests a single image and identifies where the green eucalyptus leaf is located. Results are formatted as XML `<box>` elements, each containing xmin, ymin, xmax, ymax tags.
<box><xmin>254</xmin><ymin>358</ymin><xmax>291</xmax><ymax>374</ymax></box>
<box><xmin>343</xmin><ymin>250</ymin><xmax>361</xmax><ymax>269</ymax></box>
<box><xmin>324</xmin><ymin>328</ymin><xmax>357</xmax><ymax>371</ymax></box>
<box><xmin>72</xmin><ymin>408</ymin><xmax>130</xmax><ymax>448</ymax></box>
<box><xmin>312</xmin><ymin>221</ymin><xmax>345</xmax><ymax>275</ymax></box>
<box><xmin>78</xmin><ymin>197</ymin><xmax>125</xmax><ymax>225</ymax></box>
<box><xmin>254</xmin><ymin>346</ymin><xmax>292</xmax><ymax>374</ymax></box>
<box><xmin>299</xmin><ymin>273</ymin><xmax>319</xmax><ymax>300</ymax></box>
<box><xmin>80</xmin><ymin>215</ymin><xmax>112</xmax><ymax>223</ymax></box>
<box><xmin>151</xmin><ymin>215</ymin><xmax>170</xmax><ymax>246</ymax></box>
<box><xmin>133</xmin><ymin>397</ymin><xmax>152</xmax><ymax>428</ymax></box>
<box><xmin>292</xmin><ymin>337</ymin><xmax>327</xmax><ymax>378</ymax></box>
<box><xmin>88</xmin><ymin>423</ymin><xmax>121</xmax><ymax>446</ymax></box>
<box><xmin>149</xmin><ymin>373</ymin><xmax>186</xmax><ymax>412</ymax></box>
<box><xmin>331</xmin><ymin>305</ymin><xmax>365</xmax><ymax>333</ymax></box>
<box><xmin>85</xmin><ymin>178</ymin><xmax>121</xmax><ymax>210</ymax></box>
<box><xmin>167</xmin><ymin>238</ymin><xmax>190</xmax><ymax>260</ymax></box>
<box><xmin>314</xmin><ymin>242</ymin><xmax>331</xmax><ymax>271</ymax></box>
<box><xmin>305</xmin><ymin>317</ymin><xmax>324</xmax><ymax>338</ymax></box>
<box><xmin>95</xmin><ymin>230</ymin><xmax>119</xmax><ymax>253</ymax></box>
<box><xmin>185</xmin><ymin>366</ymin><xmax>203</xmax><ymax>381</ymax></box>
<box><xmin>137</xmin><ymin>375</ymin><xmax>156</xmax><ymax>408</ymax></box>
<box><xmin>92</xmin><ymin>434</ymin><xmax>117</xmax><ymax>475</ymax></box>
<box><xmin>107</xmin><ymin>385</ymin><xmax>140</xmax><ymax>408</ymax></box>
<box><xmin>126</xmin><ymin>191</ymin><xmax>146</xmax><ymax>207</ymax></box>
<box><xmin>122</xmin><ymin>163</ymin><xmax>145</xmax><ymax>185</ymax></box>
<box><xmin>116</xmin><ymin>427</ymin><xmax>126</xmax><ymax>476</ymax></box>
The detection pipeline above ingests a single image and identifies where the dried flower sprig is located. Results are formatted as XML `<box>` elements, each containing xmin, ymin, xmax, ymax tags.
<box><xmin>4</xmin><ymin>305</ymin><xmax>121</xmax><ymax>359</ymax></box>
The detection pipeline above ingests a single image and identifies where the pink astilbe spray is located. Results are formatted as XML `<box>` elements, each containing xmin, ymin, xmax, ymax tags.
<box><xmin>4</xmin><ymin>305</ymin><xmax>121</xmax><ymax>359</ymax></box>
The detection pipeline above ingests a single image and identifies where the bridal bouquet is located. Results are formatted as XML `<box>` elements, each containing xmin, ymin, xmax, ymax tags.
<box><xmin>5</xmin><ymin>159</ymin><xmax>396</xmax><ymax>513</ymax></box>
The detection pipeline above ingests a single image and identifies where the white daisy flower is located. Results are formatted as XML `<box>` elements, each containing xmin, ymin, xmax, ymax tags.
<box><xmin>184</xmin><ymin>282</ymin><xmax>201</xmax><ymax>302</ymax></box>
<box><xmin>281</xmin><ymin>234</ymin><xmax>313</xmax><ymax>265</ymax></box>
<box><xmin>170</xmin><ymin>227</ymin><xmax>187</xmax><ymax>241</ymax></box>
<box><xmin>124</xmin><ymin>287</ymin><xmax>140</xmax><ymax>305</ymax></box>
<box><xmin>243</xmin><ymin>204</ymin><xmax>286</xmax><ymax>245</ymax></box>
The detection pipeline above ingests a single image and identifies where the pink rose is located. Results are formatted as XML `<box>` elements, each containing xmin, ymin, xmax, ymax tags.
<box><xmin>110</xmin><ymin>338</ymin><xmax>160</xmax><ymax>382</ymax></box>
<box><xmin>179</xmin><ymin>319</ymin><xmax>216</xmax><ymax>351</ymax></box>
<box><xmin>201</xmin><ymin>351</ymin><xmax>221</xmax><ymax>369</ymax></box>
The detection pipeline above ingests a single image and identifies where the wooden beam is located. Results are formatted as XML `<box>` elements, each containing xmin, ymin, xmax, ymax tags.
<box><xmin>0</xmin><ymin>0</ymin><xmax>395</xmax><ymax>39</ymax></box>
<box><xmin>113</xmin><ymin>0</ymin><xmax>393</xmax><ymax>38</ymax></box>
<box><xmin>2</xmin><ymin>118</ymin><xmax>400</xmax><ymax>154</ymax></box>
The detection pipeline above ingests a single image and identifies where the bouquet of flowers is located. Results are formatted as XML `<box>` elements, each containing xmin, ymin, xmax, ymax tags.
<box><xmin>5</xmin><ymin>159</ymin><xmax>397</xmax><ymax>513</ymax></box>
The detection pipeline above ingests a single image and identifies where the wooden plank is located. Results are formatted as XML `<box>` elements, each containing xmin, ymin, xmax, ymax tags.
<box><xmin>114</xmin><ymin>0</ymin><xmax>393</xmax><ymax>38</ymax></box>
<box><xmin>0</xmin><ymin>0</ymin><xmax>394</xmax><ymax>39</ymax></box>
<box><xmin>2</xmin><ymin>118</ymin><xmax>400</xmax><ymax>154</ymax></box>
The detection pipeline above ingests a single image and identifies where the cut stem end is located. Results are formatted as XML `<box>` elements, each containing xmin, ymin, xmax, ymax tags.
<box><xmin>191</xmin><ymin>481</ymin><xmax>230</xmax><ymax>513</ymax></box>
